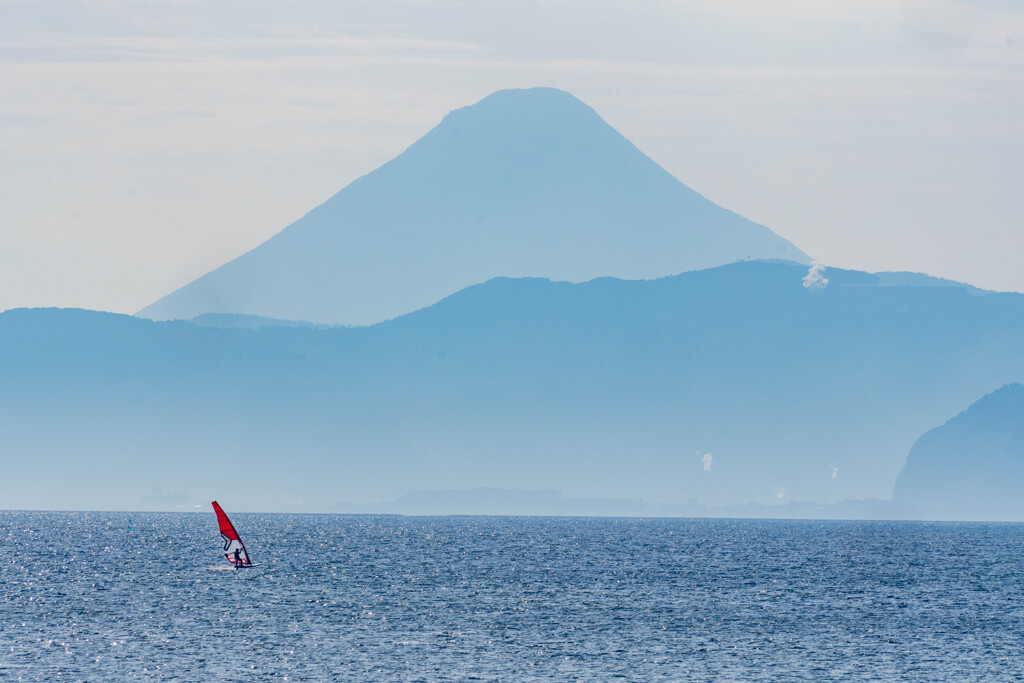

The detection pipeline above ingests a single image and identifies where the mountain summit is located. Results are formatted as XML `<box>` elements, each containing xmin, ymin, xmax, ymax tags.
<box><xmin>139</xmin><ymin>88</ymin><xmax>809</xmax><ymax>325</ymax></box>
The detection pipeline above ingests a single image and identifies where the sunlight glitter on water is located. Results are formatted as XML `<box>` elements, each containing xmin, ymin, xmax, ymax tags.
<box><xmin>2</xmin><ymin>512</ymin><xmax>1024</xmax><ymax>680</ymax></box>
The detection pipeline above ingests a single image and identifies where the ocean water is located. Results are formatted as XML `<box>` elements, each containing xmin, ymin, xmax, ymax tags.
<box><xmin>2</xmin><ymin>513</ymin><xmax>1024</xmax><ymax>681</ymax></box>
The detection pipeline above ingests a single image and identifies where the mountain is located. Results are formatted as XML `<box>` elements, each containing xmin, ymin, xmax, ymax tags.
<box><xmin>186</xmin><ymin>313</ymin><xmax>328</xmax><ymax>330</ymax></box>
<box><xmin>137</xmin><ymin>88</ymin><xmax>808</xmax><ymax>325</ymax></box>
<box><xmin>5</xmin><ymin>261</ymin><xmax>1024</xmax><ymax>513</ymax></box>
<box><xmin>893</xmin><ymin>383</ymin><xmax>1024</xmax><ymax>520</ymax></box>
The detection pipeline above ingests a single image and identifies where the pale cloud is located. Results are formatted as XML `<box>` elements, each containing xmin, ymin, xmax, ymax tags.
<box><xmin>0</xmin><ymin>34</ymin><xmax>481</xmax><ymax>63</ymax></box>
<box><xmin>900</xmin><ymin>0</ymin><xmax>1024</xmax><ymax>55</ymax></box>
<box><xmin>677</xmin><ymin>0</ymin><xmax>1024</xmax><ymax>32</ymax></box>
<box><xmin>677</xmin><ymin>0</ymin><xmax>906</xmax><ymax>22</ymax></box>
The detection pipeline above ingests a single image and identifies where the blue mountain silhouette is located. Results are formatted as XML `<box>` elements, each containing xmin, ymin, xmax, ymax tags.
<box><xmin>138</xmin><ymin>88</ymin><xmax>807</xmax><ymax>325</ymax></box>
<box><xmin>5</xmin><ymin>261</ymin><xmax>1024</xmax><ymax>512</ymax></box>
<box><xmin>894</xmin><ymin>383</ymin><xmax>1024</xmax><ymax>520</ymax></box>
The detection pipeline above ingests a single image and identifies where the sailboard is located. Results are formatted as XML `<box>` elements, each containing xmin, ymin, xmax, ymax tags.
<box><xmin>211</xmin><ymin>501</ymin><xmax>253</xmax><ymax>568</ymax></box>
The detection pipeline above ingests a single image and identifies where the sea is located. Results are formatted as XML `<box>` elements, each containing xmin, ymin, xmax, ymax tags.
<box><xmin>2</xmin><ymin>513</ymin><xmax>1024</xmax><ymax>681</ymax></box>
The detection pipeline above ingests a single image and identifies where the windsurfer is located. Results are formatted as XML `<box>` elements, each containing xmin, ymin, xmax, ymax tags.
<box><xmin>213</xmin><ymin>501</ymin><xmax>252</xmax><ymax>569</ymax></box>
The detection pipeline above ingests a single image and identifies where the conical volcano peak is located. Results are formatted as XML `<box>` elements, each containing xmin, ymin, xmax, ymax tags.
<box><xmin>439</xmin><ymin>87</ymin><xmax>604</xmax><ymax>131</ymax></box>
<box><xmin>139</xmin><ymin>88</ymin><xmax>809</xmax><ymax>325</ymax></box>
<box><xmin>396</xmin><ymin>87</ymin><xmax>637</xmax><ymax>184</ymax></box>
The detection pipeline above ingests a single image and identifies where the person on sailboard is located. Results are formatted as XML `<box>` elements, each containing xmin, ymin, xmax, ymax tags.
<box><xmin>233</xmin><ymin>548</ymin><xmax>242</xmax><ymax>568</ymax></box>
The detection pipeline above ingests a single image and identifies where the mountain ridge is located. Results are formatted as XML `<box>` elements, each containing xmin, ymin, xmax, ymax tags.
<box><xmin>7</xmin><ymin>261</ymin><xmax>1024</xmax><ymax>512</ymax></box>
<box><xmin>138</xmin><ymin>87</ymin><xmax>808</xmax><ymax>325</ymax></box>
<box><xmin>893</xmin><ymin>383</ymin><xmax>1024</xmax><ymax>519</ymax></box>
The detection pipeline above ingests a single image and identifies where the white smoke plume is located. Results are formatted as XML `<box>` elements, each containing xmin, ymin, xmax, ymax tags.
<box><xmin>774</xmin><ymin>486</ymin><xmax>786</xmax><ymax>500</ymax></box>
<box><xmin>831</xmin><ymin>465</ymin><xmax>839</xmax><ymax>479</ymax></box>
<box><xmin>702</xmin><ymin>452</ymin><xmax>713</xmax><ymax>472</ymax></box>
<box><xmin>802</xmin><ymin>262</ymin><xmax>829</xmax><ymax>289</ymax></box>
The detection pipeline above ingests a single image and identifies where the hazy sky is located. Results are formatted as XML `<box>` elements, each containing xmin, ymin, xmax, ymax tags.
<box><xmin>1</xmin><ymin>0</ymin><xmax>1021</xmax><ymax>314</ymax></box>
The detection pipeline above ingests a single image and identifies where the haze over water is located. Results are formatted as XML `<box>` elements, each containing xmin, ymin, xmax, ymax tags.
<box><xmin>3</xmin><ymin>512</ymin><xmax>1024</xmax><ymax>680</ymax></box>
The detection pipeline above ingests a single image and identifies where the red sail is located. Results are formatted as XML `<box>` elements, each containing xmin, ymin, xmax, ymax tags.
<box><xmin>211</xmin><ymin>501</ymin><xmax>252</xmax><ymax>566</ymax></box>
<box><xmin>212</xmin><ymin>501</ymin><xmax>239</xmax><ymax>540</ymax></box>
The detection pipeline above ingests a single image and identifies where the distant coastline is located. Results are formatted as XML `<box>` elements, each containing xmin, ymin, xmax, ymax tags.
<box><xmin>330</xmin><ymin>488</ymin><xmax>992</xmax><ymax>522</ymax></box>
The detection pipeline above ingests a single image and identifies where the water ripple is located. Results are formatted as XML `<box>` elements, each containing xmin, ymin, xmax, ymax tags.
<box><xmin>2</xmin><ymin>513</ymin><xmax>1023</xmax><ymax>680</ymax></box>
